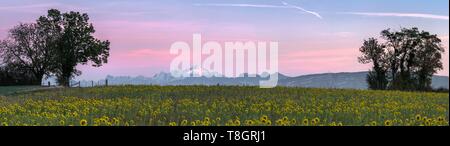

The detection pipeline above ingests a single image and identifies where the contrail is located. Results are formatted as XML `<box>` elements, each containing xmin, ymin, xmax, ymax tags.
<box><xmin>281</xmin><ymin>1</ymin><xmax>322</xmax><ymax>19</ymax></box>
<box><xmin>341</xmin><ymin>12</ymin><xmax>449</xmax><ymax>20</ymax></box>
<box><xmin>193</xmin><ymin>2</ymin><xmax>323</xmax><ymax>19</ymax></box>
<box><xmin>193</xmin><ymin>3</ymin><xmax>287</xmax><ymax>8</ymax></box>
<box><xmin>0</xmin><ymin>3</ymin><xmax>59</xmax><ymax>10</ymax></box>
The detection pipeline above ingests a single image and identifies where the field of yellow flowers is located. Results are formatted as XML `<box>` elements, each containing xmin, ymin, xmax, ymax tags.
<box><xmin>0</xmin><ymin>85</ymin><xmax>448</xmax><ymax>126</ymax></box>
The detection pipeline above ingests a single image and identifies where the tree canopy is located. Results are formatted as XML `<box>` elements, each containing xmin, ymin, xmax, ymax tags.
<box><xmin>0</xmin><ymin>23</ymin><xmax>54</xmax><ymax>85</ymax></box>
<box><xmin>359</xmin><ymin>27</ymin><xmax>444</xmax><ymax>91</ymax></box>
<box><xmin>0</xmin><ymin>9</ymin><xmax>110</xmax><ymax>86</ymax></box>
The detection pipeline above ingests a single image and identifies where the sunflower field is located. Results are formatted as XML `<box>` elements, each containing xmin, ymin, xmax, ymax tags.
<box><xmin>0</xmin><ymin>85</ymin><xmax>448</xmax><ymax>126</ymax></box>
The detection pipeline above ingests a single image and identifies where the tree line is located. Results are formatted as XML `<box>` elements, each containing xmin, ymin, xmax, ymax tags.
<box><xmin>359</xmin><ymin>27</ymin><xmax>445</xmax><ymax>91</ymax></box>
<box><xmin>0</xmin><ymin>9</ymin><xmax>110</xmax><ymax>86</ymax></box>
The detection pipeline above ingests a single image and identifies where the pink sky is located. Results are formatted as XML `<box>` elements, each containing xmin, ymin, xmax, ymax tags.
<box><xmin>0</xmin><ymin>1</ymin><xmax>448</xmax><ymax>80</ymax></box>
<box><xmin>75</xmin><ymin>18</ymin><xmax>449</xmax><ymax>80</ymax></box>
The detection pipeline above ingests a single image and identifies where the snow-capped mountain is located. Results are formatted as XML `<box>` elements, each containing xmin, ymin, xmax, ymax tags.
<box><xmin>69</xmin><ymin>71</ymin><xmax>448</xmax><ymax>89</ymax></box>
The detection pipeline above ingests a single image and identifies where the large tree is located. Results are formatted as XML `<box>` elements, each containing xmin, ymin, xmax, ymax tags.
<box><xmin>37</xmin><ymin>9</ymin><xmax>110</xmax><ymax>86</ymax></box>
<box><xmin>0</xmin><ymin>23</ymin><xmax>54</xmax><ymax>85</ymax></box>
<box><xmin>381</xmin><ymin>28</ymin><xmax>422</xmax><ymax>90</ymax></box>
<box><xmin>414</xmin><ymin>31</ymin><xmax>444</xmax><ymax>91</ymax></box>
<box><xmin>358</xmin><ymin>38</ymin><xmax>388</xmax><ymax>90</ymax></box>
<box><xmin>0</xmin><ymin>9</ymin><xmax>109</xmax><ymax>87</ymax></box>
<box><xmin>359</xmin><ymin>27</ymin><xmax>444</xmax><ymax>91</ymax></box>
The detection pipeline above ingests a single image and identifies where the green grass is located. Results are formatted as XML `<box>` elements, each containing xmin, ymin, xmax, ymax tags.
<box><xmin>0</xmin><ymin>86</ymin><xmax>47</xmax><ymax>96</ymax></box>
<box><xmin>0</xmin><ymin>85</ymin><xmax>448</xmax><ymax>126</ymax></box>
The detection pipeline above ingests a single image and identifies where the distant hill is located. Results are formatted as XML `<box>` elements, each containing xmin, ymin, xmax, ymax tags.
<box><xmin>279</xmin><ymin>72</ymin><xmax>368</xmax><ymax>89</ymax></box>
<box><xmin>279</xmin><ymin>72</ymin><xmax>448</xmax><ymax>89</ymax></box>
<box><xmin>431</xmin><ymin>75</ymin><xmax>450</xmax><ymax>89</ymax></box>
<box><xmin>84</xmin><ymin>71</ymin><xmax>448</xmax><ymax>89</ymax></box>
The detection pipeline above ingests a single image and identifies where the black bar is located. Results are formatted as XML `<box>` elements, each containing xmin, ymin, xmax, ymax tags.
<box><xmin>0</xmin><ymin>126</ymin><xmax>447</xmax><ymax>145</ymax></box>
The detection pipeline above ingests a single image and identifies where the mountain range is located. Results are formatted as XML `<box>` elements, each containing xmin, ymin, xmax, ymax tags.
<box><xmin>74</xmin><ymin>71</ymin><xmax>449</xmax><ymax>89</ymax></box>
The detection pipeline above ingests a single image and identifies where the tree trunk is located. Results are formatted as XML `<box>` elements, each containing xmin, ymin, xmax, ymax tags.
<box><xmin>64</xmin><ymin>76</ymin><xmax>70</xmax><ymax>87</ymax></box>
<box><xmin>33</xmin><ymin>72</ymin><xmax>44</xmax><ymax>86</ymax></box>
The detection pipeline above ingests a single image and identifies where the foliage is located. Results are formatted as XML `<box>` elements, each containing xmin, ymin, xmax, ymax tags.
<box><xmin>359</xmin><ymin>27</ymin><xmax>445</xmax><ymax>91</ymax></box>
<box><xmin>358</xmin><ymin>38</ymin><xmax>388</xmax><ymax>90</ymax></box>
<box><xmin>0</xmin><ymin>23</ymin><xmax>54</xmax><ymax>84</ymax></box>
<box><xmin>0</xmin><ymin>9</ymin><xmax>109</xmax><ymax>86</ymax></box>
<box><xmin>0</xmin><ymin>65</ymin><xmax>41</xmax><ymax>86</ymax></box>
<box><xmin>36</xmin><ymin>9</ymin><xmax>110</xmax><ymax>86</ymax></box>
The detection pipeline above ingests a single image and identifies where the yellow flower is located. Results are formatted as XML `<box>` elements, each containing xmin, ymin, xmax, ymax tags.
<box><xmin>1</xmin><ymin>85</ymin><xmax>448</xmax><ymax>126</ymax></box>
<box><xmin>245</xmin><ymin>120</ymin><xmax>255</xmax><ymax>125</ymax></box>
<box><xmin>312</xmin><ymin>118</ymin><xmax>320</xmax><ymax>125</ymax></box>
<box><xmin>181</xmin><ymin>120</ymin><xmax>188</xmax><ymax>126</ymax></box>
<box><xmin>282</xmin><ymin>116</ymin><xmax>289</xmax><ymax>122</ymax></box>
<box><xmin>437</xmin><ymin>116</ymin><xmax>444</xmax><ymax>122</ymax></box>
<box><xmin>260</xmin><ymin>115</ymin><xmax>269</xmax><ymax>122</ymax></box>
<box><xmin>112</xmin><ymin>118</ymin><xmax>120</xmax><ymax>125</ymax></box>
<box><xmin>266</xmin><ymin>120</ymin><xmax>272</xmax><ymax>126</ymax></box>
<box><xmin>226</xmin><ymin>119</ymin><xmax>234</xmax><ymax>126</ymax></box>
<box><xmin>384</xmin><ymin>120</ymin><xmax>392</xmax><ymax>126</ymax></box>
<box><xmin>234</xmin><ymin>120</ymin><xmax>241</xmax><ymax>126</ymax></box>
<box><xmin>302</xmin><ymin>119</ymin><xmax>309</xmax><ymax>126</ymax></box>
<box><xmin>169</xmin><ymin>122</ymin><xmax>177</xmax><ymax>126</ymax></box>
<box><xmin>415</xmin><ymin>114</ymin><xmax>422</xmax><ymax>121</ymax></box>
<box><xmin>202</xmin><ymin>121</ymin><xmax>211</xmax><ymax>126</ymax></box>
<box><xmin>261</xmin><ymin>118</ymin><xmax>268</xmax><ymax>124</ymax></box>
<box><xmin>290</xmin><ymin>119</ymin><xmax>297</xmax><ymax>125</ymax></box>
<box><xmin>424</xmin><ymin>119</ymin><xmax>432</xmax><ymax>126</ymax></box>
<box><xmin>276</xmin><ymin>119</ymin><xmax>283</xmax><ymax>126</ymax></box>
<box><xmin>204</xmin><ymin>117</ymin><xmax>210</xmax><ymax>122</ymax></box>
<box><xmin>80</xmin><ymin>119</ymin><xmax>88</xmax><ymax>126</ymax></box>
<box><xmin>424</xmin><ymin>121</ymin><xmax>431</xmax><ymax>126</ymax></box>
<box><xmin>330</xmin><ymin>122</ymin><xmax>337</xmax><ymax>126</ymax></box>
